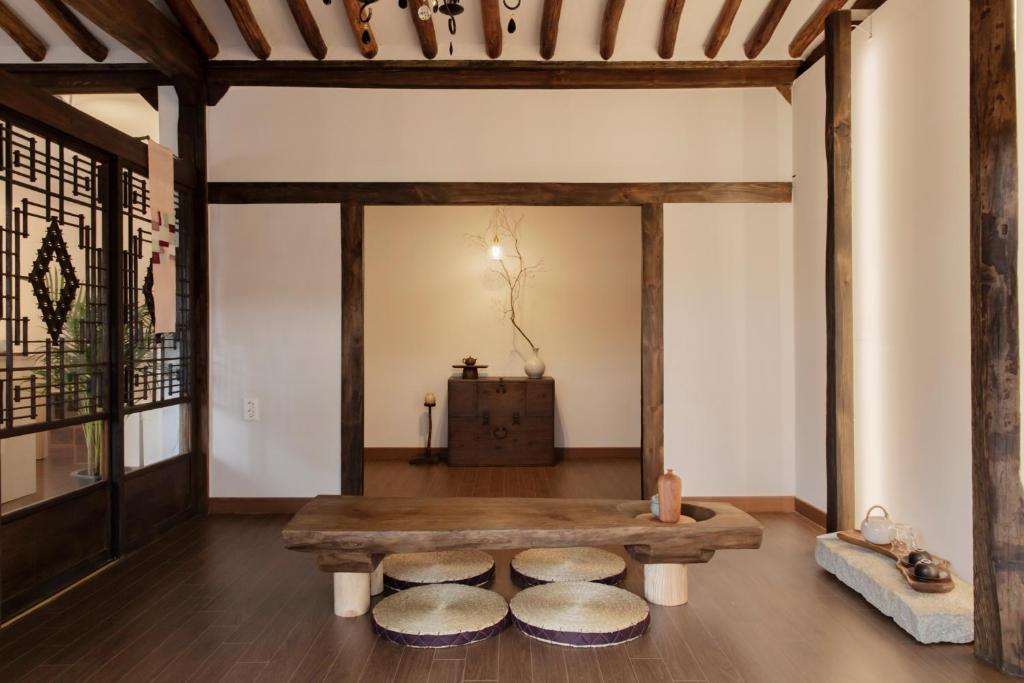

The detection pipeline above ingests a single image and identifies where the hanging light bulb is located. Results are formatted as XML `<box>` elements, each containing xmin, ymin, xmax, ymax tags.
<box><xmin>489</xmin><ymin>236</ymin><xmax>503</xmax><ymax>260</ymax></box>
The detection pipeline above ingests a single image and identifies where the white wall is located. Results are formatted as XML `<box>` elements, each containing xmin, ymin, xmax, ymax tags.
<box><xmin>792</xmin><ymin>63</ymin><xmax>828</xmax><ymax>512</ymax></box>
<box><xmin>665</xmin><ymin>203</ymin><xmax>795</xmax><ymax>497</ymax></box>
<box><xmin>207</xmin><ymin>87</ymin><xmax>796</xmax><ymax>498</ymax></box>
<box><xmin>791</xmin><ymin>0</ymin><xmax>972</xmax><ymax>578</ymax></box>
<box><xmin>364</xmin><ymin>205</ymin><xmax>640</xmax><ymax>449</ymax></box>
<box><xmin>209</xmin><ymin>204</ymin><xmax>341</xmax><ymax>498</ymax></box>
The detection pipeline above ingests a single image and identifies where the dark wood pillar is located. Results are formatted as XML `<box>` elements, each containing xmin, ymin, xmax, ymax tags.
<box><xmin>969</xmin><ymin>0</ymin><xmax>1023</xmax><ymax>676</ymax></box>
<box><xmin>641</xmin><ymin>204</ymin><xmax>664</xmax><ymax>500</ymax></box>
<box><xmin>824</xmin><ymin>9</ymin><xmax>855</xmax><ymax>533</ymax></box>
<box><xmin>178</xmin><ymin>82</ymin><xmax>210</xmax><ymax>515</ymax></box>
<box><xmin>341</xmin><ymin>204</ymin><xmax>365</xmax><ymax>496</ymax></box>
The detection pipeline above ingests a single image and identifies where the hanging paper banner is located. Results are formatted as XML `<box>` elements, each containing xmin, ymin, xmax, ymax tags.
<box><xmin>147</xmin><ymin>139</ymin><xmax>176</xmax><ymax>334</ymax></box>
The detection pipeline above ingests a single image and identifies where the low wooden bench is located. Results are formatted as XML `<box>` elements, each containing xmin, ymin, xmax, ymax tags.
<box><xmin>283</xmin><ymin>496</ymin><xmax>764</xmax><ymax>617</ymax></box>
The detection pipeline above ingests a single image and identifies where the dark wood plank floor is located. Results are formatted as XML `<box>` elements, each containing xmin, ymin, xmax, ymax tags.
<box><xmin>0</xmin><ymin>460</ymin><xmax>1012</xmax><ymax>682</ymax></box>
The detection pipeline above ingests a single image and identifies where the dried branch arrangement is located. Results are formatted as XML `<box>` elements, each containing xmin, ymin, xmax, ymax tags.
<box><xmin>470</xmin><ymin>208</ymin><xmax>543</xmax><ymax>352</ymax></box>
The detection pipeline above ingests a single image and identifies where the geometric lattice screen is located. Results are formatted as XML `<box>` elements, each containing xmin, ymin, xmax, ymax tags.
<box><xmin>0</xmin><ymin>119</ymin><xmax>108</xmax><ymax>431</ymax></box>
<box><xmin>121</xmin><ymin>168</ymin><xmax>191</xmax><ymax>411</ymax></box>
<box><xmin>0</xmin><ymin>121</ymin><xmax>192</xmax><ymax>433</ymax></box>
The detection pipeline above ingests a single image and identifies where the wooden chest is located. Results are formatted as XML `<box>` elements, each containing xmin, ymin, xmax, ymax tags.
<box><xmin>447</xmin><ymin>377</ymin><xmax>555</xmax><ymax>466</ymax></box>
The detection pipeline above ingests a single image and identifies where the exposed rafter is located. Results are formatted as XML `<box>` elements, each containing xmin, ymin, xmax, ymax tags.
<box><xmin>287</xmin><ymin>0</ymin><xmax>326</xmax><ymax>60</ymax></box>
<box><xmin>34</xmin><ymin>0</ymin><xmax>107</xmax><ymax>62</ymax></box>
<box><xmin>63</xmin><ymin>0</ymin><xmax>202</xmax><ymax>79</ymax></box>
<box><xmin>480</xmin><ymin>0</ymin><xmax>502</xmax><ymax>59</ymax></box>
<box><xmin>704</xmin><ymin>0</ymin><xmax>741</xmax><ymax>60</ymax></box>
<box><xmin>165</xmin><ymin>0</ymin><xmax>219</xmax><ymax>60</ymax></box>
<box><xmin>224</xmin><ymin>0</ymin><xmax>270</xmax><ymax>61</ymax></box>
<box><xmin>789</xmin><ymin>0</ymin><xmax>845</xmax><ymax>58</ymax></box>
<box><xmin>658</xmin><ymin>0</ymin><xmax>685</xmax><ymax>60</ymax></box>
<box><xmin>341</xmin><ymin>0</ymin><xmax>377</xmax><ymax>59</ymax></box>
<box><xmin>744</xmin><ymin>0</ymin><xmax>791</xmax><ymax>59</ymax></box>
<box><xmin>600</xmin><ymin>0</ymin><xmax>626</xmax><ymax>61</ymax></box>
<box><xmin>0</xmin><ymin>1</ymin><xmax>47</xmax><ymax>62</ymax></box>
<box><xmin>540</xmin><ymin>0</ymin><xmax>562</xmax><ymax>61</ymax></box>
<box><xmin>406</xmin><ymin>0</ymin><xmax>437</xmax><ymax>60</ymax></box>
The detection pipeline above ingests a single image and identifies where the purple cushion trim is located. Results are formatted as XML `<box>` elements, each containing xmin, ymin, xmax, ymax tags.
<box><xmin>383</xmin><ymin>566</ymin><xmax>495</xmax><ymax>591</ymax></box>
<box><xmin>510</xmin><ymin>565</ymin><xmax>626</xmax><ymax>588</ymax></box>
<box><xmin>512</xmin><ymin>613</ymin><xmax>650</xmax><ymax>647</ymax></box>
<box><xmin>373</xmin><ymin>610</ymin><xmax>511</xmax><ymax>648</ymax></box>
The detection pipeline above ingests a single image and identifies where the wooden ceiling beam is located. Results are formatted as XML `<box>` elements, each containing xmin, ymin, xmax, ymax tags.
<box><xmin>789</xmin><ymin>0</ymin><xmax>845</xmax><ymax>58</ymax></box>
<box><xmin>34</xmin><ymin>0</ymin><xmax>106</xmax><ymax>61</ymax></box>
<box><xmin>744</xmin><ymin>0</ymin><xmax>791</xmax><ymax>59</ymax></box>
<box><xmin>407</xmin><ymin>0</ymin><xmax>437</xmax><ymax>60</ymax></box>
<box><xmin>2</xmin><ymin>63</ymin><xmax>170</xmax><ymax>91</ymax></box>
<box><xmin>341</xmin><ymin>0</ymin><xmax>377</xmax><ymax>59</ymax></box>
<box><xmin>600</xmin><ymin>0</ymin><xmax>626</xmax><ymax>61</ymax></box>
<box><xmin>224</xmin><ymin>0</ymin><xmax>270</xmax><ymax>60</ymax></box>
<box><xmin>287</xmin><ymin>0</ymin><xmax>326</xmax><ymax>60</ymax></box>
<box><xmin>63</xmin><ymin>0</ymin><xmax>201</xmax><ymax>79</ymax></box>
<box><xmin>540</xmin><ymin>0</ymin><xmax>562</xmax><ymax>61</ymax></box>
<box><xmin>165</xmin><ymin>0</ymin><xmax>219</xmax><ymax>60</ymax></box>
<box><xmin>704</xmin><ymin>0</ymin><xmax>741</xmax><ymax>60</ymax></box>
<box><xmin>206</xmin><ymin>59</ymin><xmax>800</xmax><ymax>89</ymax></box>
<box><xmin>658</xmin><ymin>0</ymin><xmax>685</xmax><ymax>60</ymax></box>
<box><xmin>0</xmin><ymin>1</ymin><xmax>46</xmax><ymax>62</ymax></box>
<box><xmin>480</xmin><ymin>0</ymin><xmax>502</xmax><ymax>59</ymax></box>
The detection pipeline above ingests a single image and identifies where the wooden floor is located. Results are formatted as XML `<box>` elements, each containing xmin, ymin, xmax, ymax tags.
<box><xmin>0</xmin><ymin>460</ymin><xmax>1012</xmax><ymax>682</ymax></box>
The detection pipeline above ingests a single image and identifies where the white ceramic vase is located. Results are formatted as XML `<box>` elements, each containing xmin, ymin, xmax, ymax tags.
<box><xmin>524</xmin><ymin>348</ymin><xmax>546</xmax><ymax>379</ymax></box>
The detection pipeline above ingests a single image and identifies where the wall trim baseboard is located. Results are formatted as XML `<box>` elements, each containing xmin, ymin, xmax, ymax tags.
<box><xmin>794</xmin><ymin>497</ymin><xmax>827</xmax><ymax>529</ymax></box>
<box><xmin>208</xmin><ymin>497</ymin><xmax>312</xmax><ymax>514</ymax></box>
<box><xmin>685</xmin><ymin>496</ymin><xmax>796</xmax><ymax>514</ymax></box>
<box><xmin>208</xmin><ymin>493</ymin><xmax>810</xmax><ymax>516</ymax></box>
<box><xmin>363</xmin><ymin>447</ymin><xmax>642</xmax><ymax>461</ymax></box>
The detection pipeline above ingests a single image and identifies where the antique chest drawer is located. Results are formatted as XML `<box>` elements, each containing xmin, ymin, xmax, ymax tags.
<box><xmin>447</xmin><ymin>377</ymin><xmax>555</xmax><ymax>466</ymax></box>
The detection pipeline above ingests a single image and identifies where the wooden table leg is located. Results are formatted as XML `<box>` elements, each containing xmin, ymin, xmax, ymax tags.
<box><xmin>334</xmin><ymin>572</ymin><xmax>371</xmax><ymax>617</ymax></box>
<box><xmin>370</xmin><ymin>563</ymin><xmax>384</xmax><ymax>596</ymax></box>
<box><xmin>644</xmin><ymin>564</ymin><xmax>688</xmax><ymax>606</ymax></box>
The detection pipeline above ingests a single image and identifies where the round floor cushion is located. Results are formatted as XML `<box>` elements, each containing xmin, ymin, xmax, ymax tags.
<box><xmin>510</xmin><ymin>547</ymin><xmax>626</xmax><ymax>587</ymax></box>
<box><xmin>510</xmin><ymin>582</ymin><xmax>650</xmax><ymax>648</ymax></box>
<box><xmin>372</xmin><ymin>584</ymin><xmax>510</xmax><ymax>648</ymax></box>
<box><xmin>382</xmin><ymin>550</ymin><xmax>495</xmax><ymax>590</ymax></box>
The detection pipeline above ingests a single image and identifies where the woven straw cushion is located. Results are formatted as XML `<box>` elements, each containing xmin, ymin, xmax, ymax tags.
<box><xmin>382</xmin><ymin>550</ymin><xmax>495</xmax><ymax>591</ymax></box>
<box><xmin>372</xmin><ymin>584</ymin><xmax>510</xmax><ymax>648</ymax></box>
<box><xmin>510</xmin><ymin>547</ymin><xmax>626</xmax><ymax>587</ymax></box>
<box><xmin>510</xmin><ymin>582</ymin><xmax>650</xmax><ymax>648</ymax></box>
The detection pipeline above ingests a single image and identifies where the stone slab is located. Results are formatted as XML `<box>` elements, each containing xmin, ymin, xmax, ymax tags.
<box><xmin>815</xmin><ymin>533</ymin><xmax>973</xmax><ymax>644</ymax></box>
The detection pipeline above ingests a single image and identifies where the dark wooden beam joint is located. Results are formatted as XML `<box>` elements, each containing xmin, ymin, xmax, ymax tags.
<box><xmin>969</xmin><ymin>0</ymin><xmax>1024</xmax><ymax>677</ymax></box>
<box><xmin>824</xmin><ymin>10</ymin><xmax>854</xmax><ymax>534</ymax></box>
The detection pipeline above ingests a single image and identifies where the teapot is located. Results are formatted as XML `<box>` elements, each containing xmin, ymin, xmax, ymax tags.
<box><xmin>860</xmin><ymin>505</ymin><xmax>895</xmax><ymax>545</ymax></box>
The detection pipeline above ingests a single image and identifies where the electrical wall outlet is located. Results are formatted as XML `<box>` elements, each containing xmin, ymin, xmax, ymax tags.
<box><xmin>244</xmin><ymin>397</ymin><xmax>260</xmax><ymax>421</ymax></box>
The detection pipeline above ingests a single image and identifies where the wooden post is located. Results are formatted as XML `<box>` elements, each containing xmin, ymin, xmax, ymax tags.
<box><xmin>641</xmin><ymin>204</ymin><xmax>664</xmax><ymax>500</ymax></box>
<box><xmin>341</xmin><ymin>204</ymin><xmax>365</xmax><ymax>496</ymax></box>
<box><xmin>643</xmin><ymin>564</ymin><xmax>688</xmax><ymax>606</ymax></box>
<box><xmin>333</xmin><ymin>572</ymin><xmax>370</xmax><ymax>617</ymax></box>
<box><xmin>969</xmin><ymin>0</ymin><xmax>1024</xmax><ymax>676</ymax></box>
<box><xmin>178</xmin><ymin>82</ymin><xmax>210</xmax><ymax>515</ymax></box>
<box><xmin>824</xmin><ymin>10</ymin><xmax>854</xmax><ymax>533</ymax></box>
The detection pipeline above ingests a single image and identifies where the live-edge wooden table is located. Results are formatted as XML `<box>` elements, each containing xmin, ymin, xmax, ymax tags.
<box><xmin>282</xmin><ymin>496</ymin><xmax>764</xmax><ymax>617</ymax></box>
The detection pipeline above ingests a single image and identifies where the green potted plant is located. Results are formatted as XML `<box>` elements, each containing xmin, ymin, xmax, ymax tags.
<box><xmin>33</xmin><ymin>267</ymin><xmax>154</xmax><ymax>481</ymax></box>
